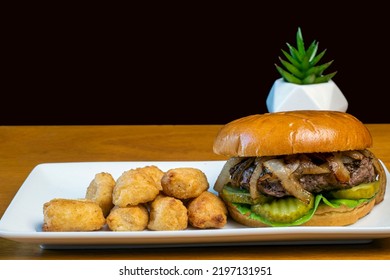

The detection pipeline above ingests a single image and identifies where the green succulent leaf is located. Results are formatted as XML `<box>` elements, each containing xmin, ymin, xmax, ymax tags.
<box><xmin>300</xmin><ymin>53</ymin><xmax>311</xmax><ymax>71</ymax></box>
<box><xmin>302</xmin><ymin>74</ymin><xmax>316</xmax><ymax>84</ymax></box>
<box><xmin>275</xmin><ymin>64</ymin><xmax>303</xmax><ymax>84</ymax></box>
<box><xmin>313</xmin><ymin>71</ymin><xmax>337</xmax><ymax>84</ymax></box>
<box><xmin>275</xmin><ymin>28</ymin><xmax>336</xmax><ymax>84</ymax></box>
<box><xmin>286</xmin><ymin>43</ymin><xmax>303</xmax><ymax>63</ymax></box>
<box><xmin>296</xmin><ymin>27</ymin><xmax>305</xmax><ymax>56</ymax></box>
<box><xmin>306</xmin><ymin>60</ymin><xmax>334</xmax><ymax>76</ymax></box>
<box><xmin>311</xmin><ymin>49</ymin><xmax>327</xmax><ymax>66</ymax></box>
<box><xmin>278</xmin><ymin>57</ymin><xmax>305</xmax><ymax>79</ymax></box>
<box><xmin>306</xmin><ymin>41</ymin><xmax>318</xmax><ymax>63</ymax></box>
<box><xmin>281</xmin><ymin>49</ymin><xmax>301</xmax><ymax>69</ymax></box>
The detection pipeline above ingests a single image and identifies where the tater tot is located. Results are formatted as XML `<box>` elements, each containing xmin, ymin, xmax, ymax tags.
<box><xmin>161</xmin><ymin>167</ymin><xmax>209</xmax><ymax>199</ymax></box>
<box><xmin>147</xmin><ymin>194</ymin><xmax>188</xmax><ymax>231</ymax></box>
<box><xmin>85</xmin><ymin>172</ymin><xmax>115</xmax><ymax>217</ymax></box>
<box><xmin>187</xmin><ymin>191</ymin><xmax>228</xmax><ymax>229</ymax></box>
<box><xmin>106</xmin><ymin>205</ymin><xmax>149</xmax><ymax>231</ymax></box>
<box><xmin>42</xmin><ymin>198</ymin><xmax>105</xmax><ymax>232</ymax></box>
<box><xmin>135</xmin><ymin>165</ymin><xmax>164</xmax><ymax>191</ymax></box>
<box><xmin>113</xmin><ymin>169</ymin><xmax>160</xmax><ymax>207</ymax></box>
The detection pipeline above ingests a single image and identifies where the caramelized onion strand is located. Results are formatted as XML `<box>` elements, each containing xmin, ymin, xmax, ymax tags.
<box><xmin>213</xmin><ymin>157</ymin><xmax>242</xmax><ymax>192</ymax></box>
<box><xmin>263</xmin><ymin>159</ymin><xmax>313</xmax><ymax>204</ymax></box>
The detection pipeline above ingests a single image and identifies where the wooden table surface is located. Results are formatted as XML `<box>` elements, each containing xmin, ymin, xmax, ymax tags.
<box><xmin>1</xmin><ymin>124</ymin><xmax>389</xmax><ymax>260</ymax></box>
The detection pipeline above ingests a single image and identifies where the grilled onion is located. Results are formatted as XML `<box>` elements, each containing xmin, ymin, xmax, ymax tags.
<box><xmin>213</xmin><ymin>157</ymin><xmax>242</xmax><ymax>192</ymax></box>
<box><xmin>263</xmin><ymin>159</ymin><xmax>313</xmax><ymax>204</ymax></box>
<box><xmin>248</xmin><ymin>160</ymin><xmax>263</xmax><ymax>200</ymax></box>
<box><xmin>327</xmin><ymin>152</ymin><xmax>350</xmax><ymax>183</ymax></box>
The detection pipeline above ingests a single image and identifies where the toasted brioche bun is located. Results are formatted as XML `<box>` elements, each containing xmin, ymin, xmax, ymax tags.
<box><xmin>213</xmin><ymin>110</ymin><xmax>373</xmax><ymax>157</ymax></box>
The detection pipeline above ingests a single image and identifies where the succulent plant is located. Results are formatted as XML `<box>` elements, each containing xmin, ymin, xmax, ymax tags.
<box><xmin>275</xmin><ymin>27</ymin><xmax>337</xmax><ymax>84</ymax></box>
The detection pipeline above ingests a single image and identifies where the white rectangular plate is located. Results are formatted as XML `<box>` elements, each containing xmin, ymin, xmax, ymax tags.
<box><xmin>1</xmin><ymin>161</ymin><xmax>390</xmax><ymax>249</ymax></box>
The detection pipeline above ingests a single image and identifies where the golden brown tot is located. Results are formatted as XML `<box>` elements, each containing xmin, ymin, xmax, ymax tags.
<box><xmin>106</xmin><ymin>205</ymin><xmax>149</xmax><ymax>231</ymax></box>
<box><xmin>187</xmin><ymin>191</ymin><xmax>227</xmax><ymax>229</ymax></box>
<box><xmin>113</xmin><ymin>169</ymin><xmax>160</xmax><ymax>207</ymax></box>
<box><xmin>147</xmin><ymin>194</ymin><xmax>188</xmax><ymax>231</ymax></box>
<box><xmin>161</xmin><ymin>167</ymin><xmax>209</xmax><ymax>199</ymax></box>
<box><xmin>85</xmin><ymin>172</ymin><xmax>116</xmax><ymax>217</ymax></box>
<box><xmin>42</xmin><ymin>198</ymin><xmax>105</xmax><ymax>232</ymax></box>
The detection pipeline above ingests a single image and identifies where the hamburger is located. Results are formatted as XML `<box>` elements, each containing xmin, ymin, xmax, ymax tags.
<box><xmin>213</xmin><ymin>110</ymin><xmax>387</xmax><ymax>227</ymax></box>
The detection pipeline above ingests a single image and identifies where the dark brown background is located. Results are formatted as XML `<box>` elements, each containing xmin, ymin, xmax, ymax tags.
<box><xmin>3</xmin><ymin>4</ymin><xmax>388</xmax><ymax>125</ymax></box>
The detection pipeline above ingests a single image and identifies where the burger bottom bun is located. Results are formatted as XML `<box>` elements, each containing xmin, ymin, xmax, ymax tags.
<box><xmin>225</xmin><ymin>199</ymin><xmax>376</xmax><ymax>227</ymax></box>
<box><xmin>303</xmin><ymin>199</ymin><xmax>375</xmax><ymax>226</ymax></box>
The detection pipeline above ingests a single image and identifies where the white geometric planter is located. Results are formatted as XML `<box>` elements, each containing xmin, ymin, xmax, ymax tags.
<box><xmin>266</xmin><ymin>78</ymin><xmax>348</xmax><ymax>113</ymax></box>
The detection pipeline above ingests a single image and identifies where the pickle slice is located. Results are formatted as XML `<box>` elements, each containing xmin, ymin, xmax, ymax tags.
<box><xmin>251</xmin><ymin>196</ymin><xmax>314</xmax><ymax>224</ymax></box>
<box><xmin>221</xmin><ymin>185</ymin><xmax>271</xmax><ymax>205</ymax></box>
<box><xmin>329</xmin><ymin>181</ymin><xmax>379</xmax><ymax>200</ymax></box>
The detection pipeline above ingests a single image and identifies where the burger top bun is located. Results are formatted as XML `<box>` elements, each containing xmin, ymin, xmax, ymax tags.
<box><xmin>213</xmin><ymin>110</ymin><xmax>373</xmax><ymax>157</ymax></box>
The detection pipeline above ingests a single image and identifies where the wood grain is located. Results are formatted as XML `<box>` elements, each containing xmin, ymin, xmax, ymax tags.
<box><xmin>1</xmin><ymin>125</ymin><xmax>389</xmax><ymax>260</ymax></box>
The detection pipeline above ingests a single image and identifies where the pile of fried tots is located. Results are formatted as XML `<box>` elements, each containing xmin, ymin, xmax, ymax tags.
<box><xmin>42</xmin><ymin>165</ymin><xmax>228</xmax><ymax>231</ymax></box>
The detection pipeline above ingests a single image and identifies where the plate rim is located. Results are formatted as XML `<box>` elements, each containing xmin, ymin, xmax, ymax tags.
<box><xmin>1</xmin><ymin>160</ymin><xmax>390</xmax><ymax>247</ymax></box>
